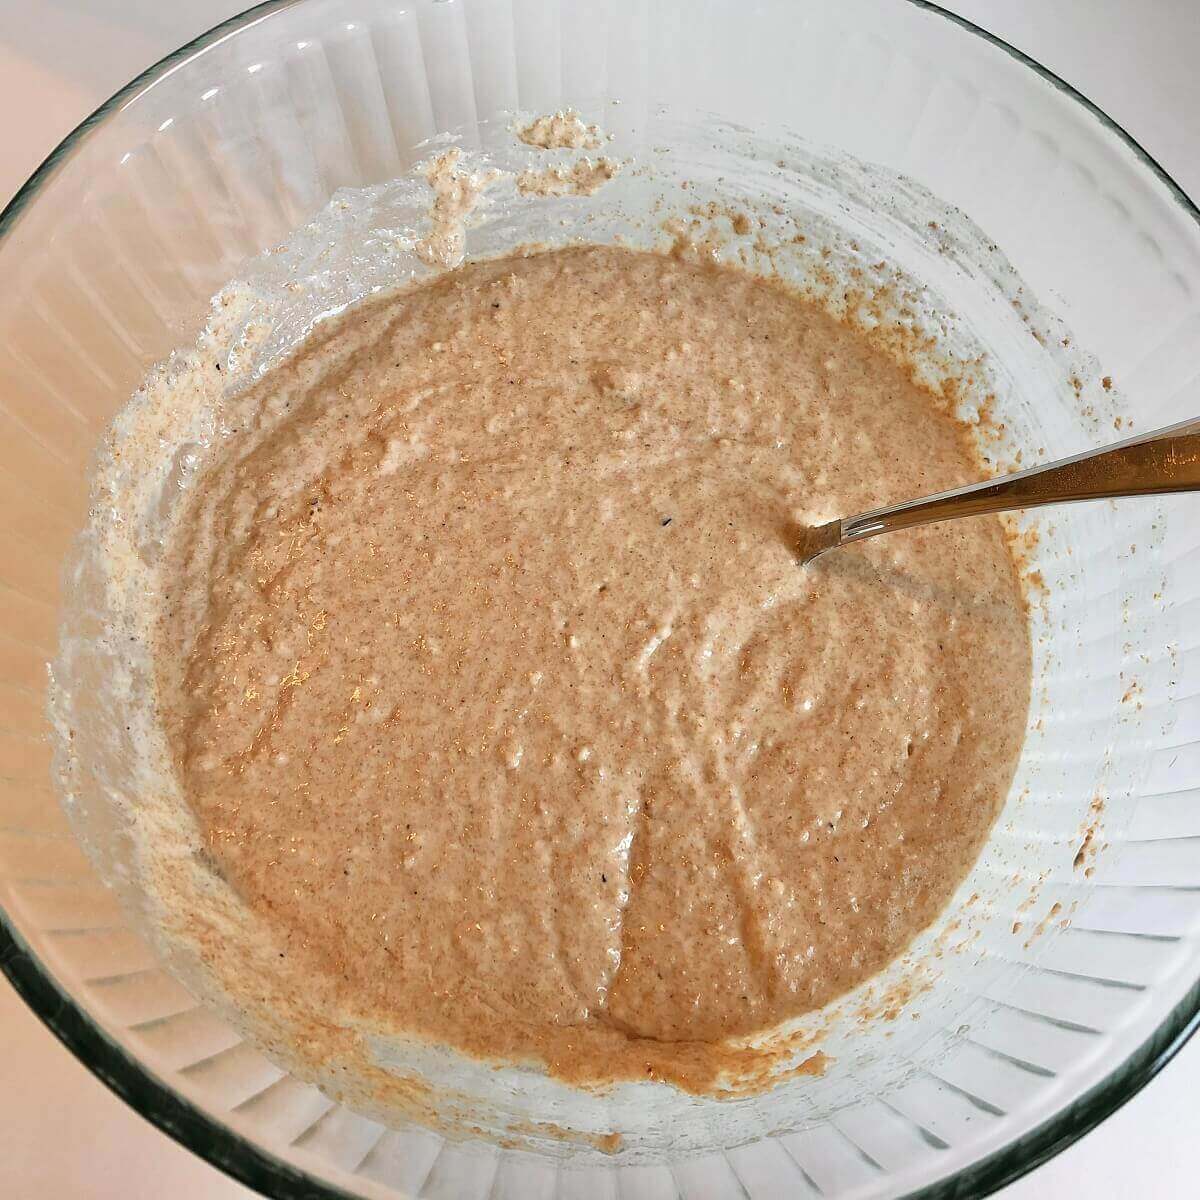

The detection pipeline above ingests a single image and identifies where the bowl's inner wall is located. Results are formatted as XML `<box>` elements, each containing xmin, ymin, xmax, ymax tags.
<box><xmin>49</xmin><ymin>111</ymin><xmax>1158</xmax><ymax>1157</ymax></box>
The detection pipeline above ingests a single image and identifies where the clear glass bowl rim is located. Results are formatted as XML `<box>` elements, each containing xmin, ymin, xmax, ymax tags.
<box><xmin>2</xmin><ymin>2</ymin><xmax>1198</xmax><ymax>1196</ymax></box>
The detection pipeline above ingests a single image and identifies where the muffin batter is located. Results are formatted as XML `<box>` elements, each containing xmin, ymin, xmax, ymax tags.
<box><xmin>156</xmin><ymin>245</ymin><xmax>1030</xmax><ymax>1087</ymax></box>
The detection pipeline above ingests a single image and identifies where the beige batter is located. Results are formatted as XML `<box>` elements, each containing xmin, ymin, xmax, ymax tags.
<box><xmin>516</xmin><ymin>110</ymin><xmax>604</xmax><ymax>150</ymax></box>
<box><xmin>155</xmin><ymin>245</ymin><xmax>1030</xmax><ymax>1090</ymax></box>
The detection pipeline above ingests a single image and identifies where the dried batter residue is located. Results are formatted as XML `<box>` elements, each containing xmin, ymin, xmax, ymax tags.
<box><xmin>415</xmin><ymin>148</ymin><xmax>504</xmax><ymax>269</ymax></box>
<box><xmin>516</xmin><ymin>109</ymin><xmax>604</xmax><ymax>150</ymax></box>
<box><xmin>1024</xmin><ymin>901</ymin><xmax>1064</xmax><ymax>949</ymax></box>
<box><xmin>1074</xmin><ymin>794</ymin><xmax>1105</xmax><ymax>876</ymax></box>
<box><xmin>505</xmin><ymin>1122</ymin><xmax>623</xmax><ymax>1154</ymax></box>
<box><xmin>517</xmin><ymin>157</ymin><xmax>621</xmax><ymax>198</ymax></box>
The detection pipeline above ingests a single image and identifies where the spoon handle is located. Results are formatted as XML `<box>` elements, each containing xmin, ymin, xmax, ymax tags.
<box><xmin>805</xmin><ymin>415</ymin><xmax>1200</xmax><ymax>563</ymax></box>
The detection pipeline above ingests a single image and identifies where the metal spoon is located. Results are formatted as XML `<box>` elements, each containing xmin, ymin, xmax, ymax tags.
<box><xmin>798</xmin><ymin>415</ymin><xmax>1200</xmax><ymax>565</ymax></box>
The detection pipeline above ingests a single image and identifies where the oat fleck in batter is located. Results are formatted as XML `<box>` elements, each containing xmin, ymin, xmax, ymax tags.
<box><xmin>157</xmin><ymin>245</ymin><xmax>1030</xmax><ymax>1088</ymax></box>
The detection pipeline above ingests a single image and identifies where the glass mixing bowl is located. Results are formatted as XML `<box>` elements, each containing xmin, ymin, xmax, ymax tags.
<box><xmin>3</xmin><ymin>1</ymin><xmax>1199</xmax><ymax>1196</ymax></box>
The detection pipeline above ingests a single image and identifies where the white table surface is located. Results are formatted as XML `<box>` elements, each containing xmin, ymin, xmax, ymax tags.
<box><xmin>2</xmin><ymin>2</ymin><xmax>1198</xmax><ymax>1196</ymax></box>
